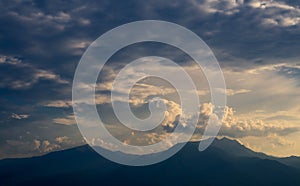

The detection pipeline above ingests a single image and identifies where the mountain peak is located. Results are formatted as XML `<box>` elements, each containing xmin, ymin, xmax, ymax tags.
<box><xmin>1</xmin><ymin>137</ymin><xmax>300</xmax><ymax>186</ymax></box>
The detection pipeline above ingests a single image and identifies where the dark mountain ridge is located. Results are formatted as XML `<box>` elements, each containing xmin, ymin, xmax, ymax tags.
<box><xmin>0</xmin><ymin>138</ymin><xmax>299</xmax><ymax>186</ymax></box>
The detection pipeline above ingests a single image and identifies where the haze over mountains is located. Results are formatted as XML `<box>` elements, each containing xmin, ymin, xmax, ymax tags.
<box><xmin>1</xmin><ymin>138</ymin><xmax>299</xmax><ymax>186</ymax></box>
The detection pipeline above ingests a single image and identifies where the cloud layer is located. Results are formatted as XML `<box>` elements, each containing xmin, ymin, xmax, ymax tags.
<box><xmin>0</xmin><ymin>0</ymin><xmax>299</xmax><ymax>158</ymax></box>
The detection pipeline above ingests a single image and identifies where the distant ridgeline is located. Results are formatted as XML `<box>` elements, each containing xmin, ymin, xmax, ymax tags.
<box><xmin>0</xmin><ymin>138</ymin><xmax>300</xmax><ymax>186</ymax></box>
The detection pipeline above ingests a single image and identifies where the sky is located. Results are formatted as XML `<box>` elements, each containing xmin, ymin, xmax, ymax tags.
<box><xmin>0</xmin><ymin>0</ymin><xmax>300</xmax><ymax>159</ymax></box>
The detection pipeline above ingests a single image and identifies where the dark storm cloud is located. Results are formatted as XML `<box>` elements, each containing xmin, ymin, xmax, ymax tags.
<box><xmin>1</xmin><ymin>0</ymin><xmax>299</xmax><ymax>73</ymax></box>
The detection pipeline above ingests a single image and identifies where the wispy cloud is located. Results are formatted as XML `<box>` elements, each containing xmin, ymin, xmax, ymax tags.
<box><xmin>11</xmin><ymin>113</ymin><xmax>30</xmax><ymax>120</ymax></box>
<box><xmin>53</xmin><ymin>115</ymin><xmax>76</xmax><ymax>125</ymax></box>
<box><xmin>0</xmin><ymin>55</ymin><xmax>68</xmax><ymax>89</ymax></box>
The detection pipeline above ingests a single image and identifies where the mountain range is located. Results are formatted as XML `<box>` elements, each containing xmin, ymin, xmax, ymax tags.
<box><xmin>1</xmin><ymin>138</ymin><xmax>299</xmax><ymax>186</ymax></box>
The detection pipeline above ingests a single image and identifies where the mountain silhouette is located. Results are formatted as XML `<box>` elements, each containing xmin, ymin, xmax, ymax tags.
<box><xmin>0</xmin><ymin>138</ymin><xmax>299</xmax><ymax>186</ymax></box>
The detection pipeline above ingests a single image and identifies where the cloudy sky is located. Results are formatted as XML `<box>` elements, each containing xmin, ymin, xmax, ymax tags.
<box><xmin>0</xmin><ymin>0</ymin><xmax>300</xmax><ymax>159</ymax></box>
